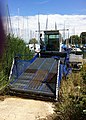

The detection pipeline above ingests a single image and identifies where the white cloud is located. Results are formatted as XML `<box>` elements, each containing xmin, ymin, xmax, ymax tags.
<box><xmin>9</xmin><ymin>14</ymin><xmax>86</xmax><ymax>43</ymax></box>
<box><xmin>36</xmin><ymin>0</ymin><xmax>49</xmax><ymax>5</ymax></box>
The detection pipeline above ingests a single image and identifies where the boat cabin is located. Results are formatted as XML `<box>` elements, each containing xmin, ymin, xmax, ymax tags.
<box><xmin>40</xmin><ymin>30</ymin><xmax>61</xmax><ymax>52</ymax></box>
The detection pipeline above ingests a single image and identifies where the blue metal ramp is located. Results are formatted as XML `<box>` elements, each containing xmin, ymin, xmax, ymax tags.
<box><xmin>9</xmin><ymin>58</ymin><xmax>58</xmax><ymax>98</ymax></box>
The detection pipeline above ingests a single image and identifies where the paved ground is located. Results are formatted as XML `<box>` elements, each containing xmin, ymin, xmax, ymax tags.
<box><xmin>0</xmin><ymin>96</ymin><xmax>54</xmax><ymax>120</ymax></box>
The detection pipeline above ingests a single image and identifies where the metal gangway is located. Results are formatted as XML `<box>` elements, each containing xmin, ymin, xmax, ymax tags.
<box><xmin>9</xmin><ymin>56</ymin><xmax>58</xmax><ymax>99</ymax></box>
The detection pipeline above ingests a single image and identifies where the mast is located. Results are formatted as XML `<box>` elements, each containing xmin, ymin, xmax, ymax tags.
<box><xmin>27</xmin><ymin>16</ymin><xmax>29</xmax><ymax>43</ymax></box>
<box><xmin>17</xmin><ymin>8</ymin><xmax>20</xmax><ymax>37</ymax></box>
<box><xmin>64</xmin><ymin>21</ymin><xmax>65</xmax><ymax>41</ymax></box>
<box><xmin>38</xmin><ymin>14</ymin><xmax>40</xmax><ymax>44</ymax></box>
<box><xmin>46</xmin><ymin>15</ymin><xmax>48</xmax><ymax>30</ymax></box>
<box><xmin>55</xmin><ymin>22</ymin><xmax>57</xmax><ymax>30</ymax></box>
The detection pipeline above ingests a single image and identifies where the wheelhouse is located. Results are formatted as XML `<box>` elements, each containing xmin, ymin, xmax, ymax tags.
<box><xmin>43</xmin><ymin>30</ymin><xmax>61</xmax><ymax>51</ymax></box>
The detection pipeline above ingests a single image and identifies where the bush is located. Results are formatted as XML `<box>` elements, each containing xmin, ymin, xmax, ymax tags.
<box><xmin>53</xmin><ymin>65</ymin><xmax>86</xmax><ymax>120</ymax></box>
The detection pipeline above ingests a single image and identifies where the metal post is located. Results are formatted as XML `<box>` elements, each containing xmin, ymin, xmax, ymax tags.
<box><xmin>9</xmin><ymin>58</ymin><xmax>15</xmax><ymax>80</ymax></box>
<box><xmin>54</xmin><ymin>55</ymin><xmax>60</xmax><ymax>101</ymax></box>
<box><xmin>55</xmin><ymin>58</ymin><xmax>60</xmax><ymax>101</ymax></box>
<box><xmin>55</xmin><ymin>34</ymin><xmax>62</xmax><ymax>100</ymax></box>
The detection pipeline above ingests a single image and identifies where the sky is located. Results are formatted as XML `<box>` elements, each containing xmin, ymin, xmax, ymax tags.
<box><xmin>1</xmin><ymin>0</ymin><xmax>86</xmax><ymax>42</ymax></box>
<box><xmin>7</xmin><ymin>0</ymin><xmax>86</xmax><ymax>16</ymax></box>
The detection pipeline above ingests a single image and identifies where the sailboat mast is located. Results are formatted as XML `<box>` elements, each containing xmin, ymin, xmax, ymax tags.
<box><xmin>38</xmin><ymin>14</ymin><xmax>40</xmax><ymax>44</ymax></box>
<box><xmin>17</xmin><ymin>8</ymin><xmax>20</xmax><ymax>37</ymax></box>
<box><xmin>46</xmin><ymin>15</ymin><xmax>48</xmax><ymax>30</ymax></box>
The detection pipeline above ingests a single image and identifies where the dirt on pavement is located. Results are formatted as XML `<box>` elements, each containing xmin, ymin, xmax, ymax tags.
<box><xmin>0</xmin><ymin>96</ymin><xmax>54</xmax><ymax>120</ymax></box>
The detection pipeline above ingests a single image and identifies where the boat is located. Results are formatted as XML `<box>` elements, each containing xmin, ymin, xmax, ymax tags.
<box><xmin>9</xmin><ymin>30</ymin><xmax>71</xmax><ymax>101</ymax></box>
<box><xmin>71</xmin><ymin>47</ymin><xmax>83</xmax><ymax>55</ymax></box>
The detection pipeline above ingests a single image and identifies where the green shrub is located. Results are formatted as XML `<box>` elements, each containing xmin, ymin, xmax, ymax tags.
<box><xmin>54</xmin><ymin>65</ymin><xmax>86</xmax><ymax>120</ymax></box>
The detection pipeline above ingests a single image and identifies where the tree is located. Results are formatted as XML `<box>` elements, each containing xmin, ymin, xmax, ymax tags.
<box><xmin>29</xmin><ymin>38</ymin><xmax>38</xmax><ymax>50</ymax></box>
<box><xmin>29</xmin><ymin>38</ymin><xmax>38</xmax><ymax>44</ymax></box>
<box><xmin>2</xmin><ymin>34</ymin><xmax>32</xmax><ymax>77</ymax></box>
<box><xmin>80</xmin><ymin>32</ymin><xmax>86</xmax><ymax>44</ymax></box>
<box><xmin>69</xmin><ymin>35</ymin><xmax>80</xmax><ymax>45</ymax></box>
<box><xmin>0</xmin><ymin>34</ymin><xmax>34</xmax><ymax>89</ymax></box>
